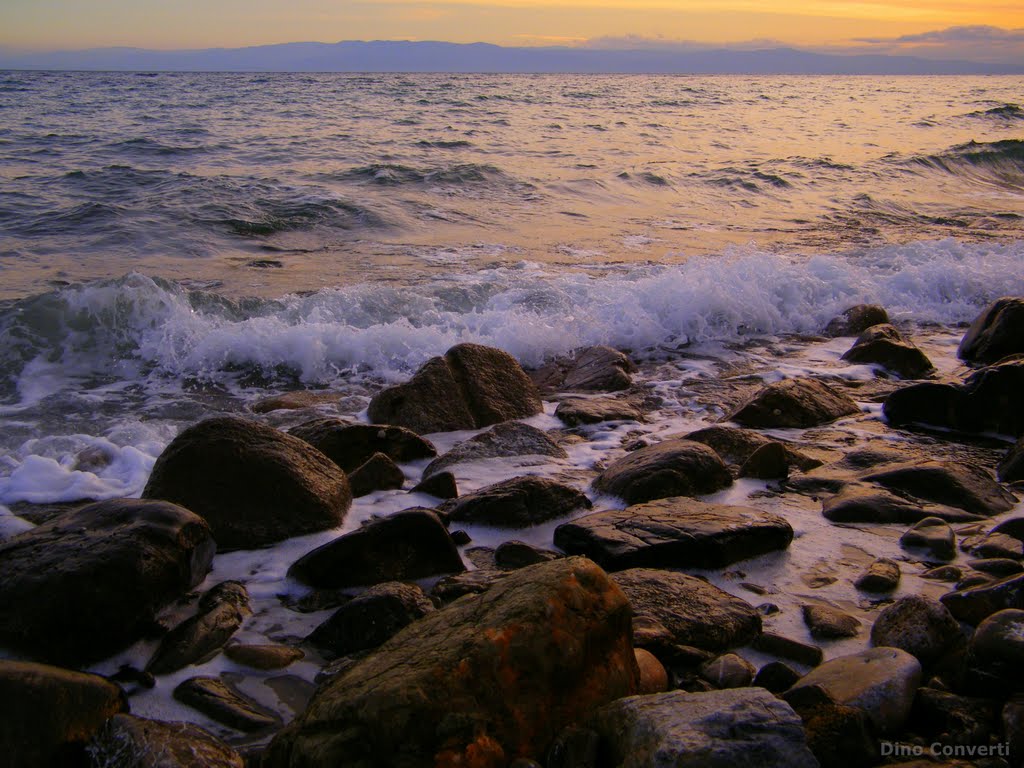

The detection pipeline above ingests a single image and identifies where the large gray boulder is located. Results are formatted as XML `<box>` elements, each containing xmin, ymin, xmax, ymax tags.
<box><xmin>0</xmin><ymin>499</ymin><xmax>214</xmax><ymax>665</ymax></box>
<box><xmin>263</xmin><ymin>558</ymin><xmax>638</xmax><ymax>768</ymax></box>
<box><xmin>590</xmin><ymin>687</ymin><xmax>818</xmax><ymax>768</ymax></box>
<box><xmin>367</xmin><ymin>343</ymin><xmax>543</xmax><ymax>434</ymax></box>
<box><xmin>593</xmin><ymin>439</ymin><xmax>732</xmax><ymax>505</ymax></box>
<box><xmin>554</xmin><ymin>498</ymin><xmax>793</xmax><ymax>571</ymax></box>
<box><xmin>612</xmin><ymin>568</ymin><xmax>761</xmax><ymax>651</ymax></box>
<box><xmin>143</xmin><ymin>416</ymin><xmax>351</xmax><ymax>550</ymax></box>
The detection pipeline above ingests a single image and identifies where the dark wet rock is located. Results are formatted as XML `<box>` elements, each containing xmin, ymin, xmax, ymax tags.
<box><xmin>968</xmin><ymin>558</ymin><xmax>1023</xmax><ymax>577</ymax></box>
<box><xmin>87</xmin><ymin>714</ymin><xmax>244</xmax><ymax>768</ymax></box>
<box><xmin>726</xmin><ymin>377</ymin><xmax>860</xmax><ymax>429</ymax></box>
<box><xmin>531</xmin><ymin>345</ymin><xmax>637</xmax><ymax>394</ymax></box>
<box><xmin>634</xmin><ymin>648</ymin><xmax>669</xmax><ymax>694</ymax></box>
<box><xmin>494</xmin><ymin>540</ymin><xmax>560</xmax><ymax>569</ymax></box>
<box><xmin>108</xmin><ymin>665</ymin><xmax>155</xmax><ymax>694</ymax></box>
<box><xmin>1004</xmin><ymin>700</ymin><xmax>1024</xmax><ymax>766</ymax></box>
<box><xmin>840</xmin><ymin>323</ymin><xmax>934</xmax><ymax>379</ymax></box>
<box><xmin>592</xmin><ymin>439</ymin><xmax>732</xmax><ymax>504</ymax></box>
<box><xmin>251</xmin><ymin>391</ymin><xmax>341</xmax><ymax>414</ymax></box>
<box><xmin>0</xmin><ymin>660</ymin><xmax>128</xmax><ymax>768</ymax></box>
<box><xmin>6</xmin><ymin>499</ymin><xmax>93</xmax><ymax>526</ymax></box>
<box><xmin>263</xmin><ymin>558</ymin><xmax>638</xmax><ymax>768</ymax></box>
<box><xmin>883</xmin><ymin>359</ymin><xmax>1024</xmax><ymax>437</ymax></box>
<box><xmin>967</xmin><ymin>609</ymin><xmax>1024</xmax><ymax>689</ymax></box>
<box><xmin>307</xmin><ymin>582</ymin><xmax>434</xmax><ymax>659</ymax></box>
<box><xmin>739</xmin><ymin>441</ymin><xmax>790</xmax><ymax>479</ymax></box>
<box><xmin>288</xmin><ymin>508</ymin><xmax>464</xmax><ymax>588</ymax></box>
<box><xmin>555</xmin><ymin>396</ymin><xmax>642</xmax><ymax>426</ymax></box>
<box><xmin>803</xmin><ymin>604</ymin><xmax>860</xmax><ymax>639</ymax></box>
<box><xmin>147</xmin><ymin>581</ymin><xmax>252</xmax><ymax>675</ymax></box>
<box><xmin>957</xmin><ymin>574</ymin><xmax>993</xmax><ymax>590</ymax></box>
<box><xmin>554</xmin><ymin>497</ymin><xmax>793</xmax><ymax>571</ymax></box>
<box><xmin>958</xmin><ymin>296</ymin><xmax>1024</xmax><ymax>365</ymax></box>
<box><xmin>826</xmin><ymin>304</ymin><xmax>890</xmax><ymax>337</ymax></box>
<box><xmin>545</xmin><ymin>725</ymin><xmax>601</xmax><ymax>768</ymax></box>
<box><xmin>429</xmin><ymin>568</ymin><xmax>509</xmax><ymax>604</ymax></box>
<box><xmin>612</xmin><ymin>568</ymin><xmax>761</xmax><ymax>652</ymax></box>
<box><xmin>367</xmin><ymin>343</ymin><xmax>543</xmax><ymax>434</ymax></box>
<box><xmin>753</xmin><ymin>633</ymin><xmax>824</xmax><ymax>667</ymax></box>
<box><xmin>442</xmin><ymin>475</ymin><xmax>590</xmax><ymax>528</ymax></box>
<box><xmin>683</xmin><ymin>425</ymin><xmax>823</xmax><ymax>471</ymax></box>
<box><xmin>348</xmin><ymin>452</ymin><xmax>405</xmax><ymax>497</ymax></box>
<box><xmin>590</xmin><ymin>687</ymin><xmax>818</xmax><ymax>768</ymax></box>
<box><xmin>992</xmin><ymin>516</ymin><xmax>1024</xmax><ymax>541</ymax></box>
<box><xmin>823</xmin><ymin>486</ymin><xmax>983</xmax><ymax>524</ymax></box>
<box><xmin>901</xmin><ymin>517</ymin><xmax>957</xmax><ymax>561</ymax></box>
<box><xmin>960</xmin><ymin>531</ymin><xmax>1024</xmax><ymax>560</ymax></box>
<box><xmin>911</xmin><ymin>688</ymin><xmax>999</xmax><ymax>747</ymax></box>
<box><xmin>423</xmin><ymin>421</ymin><xmax>566</xmax><ymax>478</ymax></box>
<box><xmin>786</xmin><ymin>647</ymin><xmax>922</xmax><ymax>735</ymax></box>
<box><xmin>224</xmin><ymin>643</ymin><xmax>304</xmax><ymax>671</ymax></box>
<box><xmin>754</xmin><ymin>661</ymin><xmax>801</xmax><ymax>694</ymax></box>
<box><xmin>923</xmin><ymin>565</ymin><xmax>963</xmax><ymax>582</ymax></box>
<box><xmin>173</xmin><ymin>676</ymin><xmax>280</xmax><ymax>733</ymax></box>
<box><xmin>0</xmin><ymin>498</ymin><xmax>214</xmax><ymax>665</ymax></box>
<box><xmin>1000</xmin><ymin>438</ymin><xmax>1024</xmax><ymax>482</ymax></box>
<box><xmin>860</xmin><ymin>459</ymin><xmax>1016</xmax><ymax>517</ymax></box>
<box><xmin>699</xmin><ymin>653</ymin><xmax>755</xmax><ymax>689</ymax></box>
<box><xmin>870</xmin><ymin>596</ymin><xmax>963</xmax><ymax>665</ymax></box>
<box><xmin>855</xmin><ymin>558</ymin><xmax>901</xmax><ymax>592</ymax></box>
<box><xmin>411</xmin><ymin>470</ymin><xmax>458</xmax><ymax>499</ymax></box>
<box><xmin>941</xmin><ymin>572</ymin><xmax>1024</xmax><ymax>626</ymax></box>
<box><xmin>143</xmin><ymin>416</ymin><xmax>351</xmax><ymax>551</ymax></box>
<box><xmin>288</xmin><ymin>418</ymin><xmax>436</xmax><ymax>472</ymax></box>
<box><xmin>783</xmin><ymin>684</ymin><xmax>876</xmax><ymax>768</ymax></box>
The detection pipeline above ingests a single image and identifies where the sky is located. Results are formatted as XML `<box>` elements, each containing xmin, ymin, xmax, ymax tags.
<box><xmin>2</xmin><ymin>0</ymin><xmax>1023</xmax><ymax>64</ymax></box>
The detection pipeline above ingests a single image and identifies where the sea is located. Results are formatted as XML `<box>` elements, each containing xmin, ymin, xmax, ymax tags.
<box><xmin>1</xmin><ymin>71</ymin><xmax>1023</xmax><ymax>733</ymax></box>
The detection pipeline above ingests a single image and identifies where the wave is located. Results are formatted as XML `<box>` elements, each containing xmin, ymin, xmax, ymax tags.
<box><xmin>963</xmin><ymin>104</ymin><xmax>1024</xmax><ymax>121</ymax></box>
<box><xmin>330</xmin><ymin>162</ymin><xmax>511</xmax><ymax>188</ymax></box>
<box><xmin>908</xmin><ymin>139</ymin><xmax>1024</xmax><ymax>189</ymax></box>
<box><xmin>2</xmin><ymin>239</ymin><xmax>1022</xmax><ymax>405</ymax></box>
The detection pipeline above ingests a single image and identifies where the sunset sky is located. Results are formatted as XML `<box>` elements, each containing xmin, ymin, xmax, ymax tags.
<box><xmin>2</xmin><ymin>0</ymin><xmax>1023</xmax><ymax>60</ymax></box>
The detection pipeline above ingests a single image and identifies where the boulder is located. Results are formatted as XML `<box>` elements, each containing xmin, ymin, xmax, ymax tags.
<box><xmin>840</xmin><ymin>324</ymin><xmax>934</xmax><ymax>379</ymax></box>
<box><xmin>909</xmin><ymin>688</ymin><xmax>1000</xmax><ymax>750</ymax></box>
<box><xmin>854</xmin><ymin>558</ymin><xmax>900</xmax><ymax>593</ymax></box>
<box><xmin>785</xmin><ymin>647</ymin><xmax>922</xmax><ymax>735</ymax></box>
<box><xmin>143</xmin><ymin>416</ymin><xmax>351</xmax><ymax>550</ymax></box>
<box><xmin>861</xmin><ymin>460</ymin><xmax>1016</xmax><ymax>517</ymax></box>
<box><xmin>825</xmin><ymin>304</ymin><xmax>890</xmax><ymax>337</ymax></box>
<box><xmin>752</xmin><ymin>633</ymin><xmax>824</xmax><ymax>667</ymax></box>
<box><xmin>802</xmin><ymin>604</ymin><xmax>860</xmax><ymax>639</ymax></box>
<box><xmin>430</xmin><ymin>568</ymin><xmax>510</xmax><ymax>604</ymax></box>
<box><xmin>967</xmin><ymin>609</ymin><xmax>1024</xmax><ymax>687</ymax></box>
<box><xmin>958</xmin><ymin>297</ymin><xmax>1024</xmax><ymax>365</ymax></box>
<box><xmin>726</xmin><ymin>378</ymin><xmax>860</xmax><ymax>429</ymax></box>
<box><xmin>442</xmin><ymin>476</ymin><xmax>591</xmax><ymax>528</ymax></box>
<box><xmin>783</xmin><ymin>685</ymin><xmax>876</xmax><ymax>768</ymax></box>
<box><xmin>553</xmin><ymin>498</ymin><xmax>793</xmax><ymax>571</ymax></box>
<box><xmin>683</xmin><ymin>425</ymin><xmax>822</xmax><ymax>471</ymax></box>
<box><xmin>494</xmin><ymin>540</ymin><xmax>561</xmax><ymax>569</ymax></box>
<box><xmin>0</xmin><ymin>660</ymin><xmax>128</xmax><ymax>768</ymax></box>
<box><xmin>969</xmin><ymin>557</ymin><xmax>1023</xmax><ymax>576</ymax></box>
<box><xmin>590</xmin><ymin>687</ymin><xmax>818</xmax><ymax>768</ymax></box>
<box><xmin>901</xmin><ymin>517</ymin><xmax>956</xmax><ymax>561</ymax></box>
<box><xmin>823</xmin><ymin>486</ymin><xmax>983</xmax><ymax>524</ymax></box>
<box><xmin>0</xmin><ymin>498</ymin><xmax>214</xmax><ymax>665</ymax></box>
<box><xmin>423</xmin><ymin>421</ymin><xmax>566</xmax><ymax>477</ymax></box>
<box><xmin>288</xmin><ymin>508</ymin><xmax>464</xmax><ymax>589</ymax></box>
<box><xmin>223</xmin><ymin>644</ymin><xmax>304</xmax><ymax>671</ymax></box>
<box><xmin>738</xmin><ymin>442</ymin><xmax>789</xmax><ymax>479</ymax></box>
<box><xmin>146</xmin><ymin>581</ymin><xmax>251</xmax><ymax>675</ymax></box>
<box><xmin>753</xmin><ymin>662</ymin><xmax>801</xmax><ymax>694</ymax></box>
<box><xmin>367</xmin><ymin>343</ymin><xmax>543</xmax><ymax>434</ymax></box>
<box><xmin>173</xmin><ymin>676</ymin><xmax>280</xmax><ymax>733</ymax></box>
<box><xmin>883</xmin><ymin>359</ymin><xmax>1024</xmax><ymax>437</ymax></box>
<box><xmin>307</xmin><ymin>582</ymin><xmax>435</xmax><ymax>659</ymax></box>
<box><xmin>87</xmin><ymin>714</ymin><xmax>244</xmax><ymax>768</ymax></box>
<box><xmin>410</xmin><ymin>470</ymin><xmax>459</xmax><ymax>499</ymax></box>
<box><xmin>288</xmin><ymin>418</ymin><xmax>436</xmax><ymax>472</ymax></box>
<box><xmin>251</xmin><ymin>390</ymin><xmax>341</xmax><ymax>413</ymax></box>
<box><xmin>555</xmin><ymin>397</ymin><xmax>642</xmax><ymax>427</ymax></box>
<box><xmin>612</xmin><ymin>568</ymin><xmax>761</xmax><ymax>652</ymax></box>
<box><xmin>263</xmin><ymin>558</ymin><xmax>638</xmax><ymax>768</ymax></box>
<box><xmin>592</xmin><ymin>439</ymin><xmax>732</xmax><ymax>505</ymax></box>
<box><xmin>634</xmin><ymin>649</ymin><xmax>669</xmax><ymax>694</ymax></box>
<box><xmin>348</xmin><ymin>452</ymin><xmax>405</xmax><ymax>497</ymax></box>
<box><xmin>1000</xmin><ymin>438</ymin><xmax>1024</xmax><ymax>483</ymax></box>
<box><xmin>960</xmin><ymin>531</ymin><xmax>1023</xmax><ymax>559</ymax></box>
<box><xmin>531</xmin><ymin>346</ymin><xmax>637</xmax><ymax>394</ymax></box>
<box><xmin>699</xmin><ymin>654</ymin><xmax>756</xmax><ymax>689</ymax></box>
<box><xmin>870</xmin><ymin>596</ymin><xmax>963</xmax><ymax>665</ymax></box>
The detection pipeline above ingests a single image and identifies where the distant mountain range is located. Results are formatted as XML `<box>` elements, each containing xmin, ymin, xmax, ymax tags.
<box><xmin>2</xmin><ymin>40</ymin><xmax>1021</xmax><ymax>75</ymax></box>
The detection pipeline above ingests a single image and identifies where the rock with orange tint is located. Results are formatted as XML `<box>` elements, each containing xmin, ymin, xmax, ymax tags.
<box><xmin>634</xmin><ymin>649</ymin><xmax>668</xmax><ymax>694</ymax></box>
<box><xmin>263</xmin><ymin>557</ymin><xmax>638</xmax><ymax>768</ymax></box>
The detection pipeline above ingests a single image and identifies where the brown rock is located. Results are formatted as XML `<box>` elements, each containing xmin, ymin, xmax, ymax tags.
<box><xmin>173</xmin><ymin>676</ymin><xmax>280</xmax><ymax>733</ymax></box>
<box><xmin>348</xmin><ymin>452</ymin><xmax>405</xmax><ymax>497</ymax></box>
<box><xmin>840</xmin><ymin>323</ymin><xmax>934</xmax><ymax>379</ymax></box>
<box><xmin>443</xmin><ymin>476</ymin><xmax>591</xmax><ymax>528</ymax></box>
<box><xmin>825</xmin><ymin>304</ymin><xmax>890</xmax><ymax>337</ymax></box>
<box><xmin>555</xmin><ymin>397</ymin><xmax>642</xmax><ymax>427</ymax></box>
<box><xmin>224</xmin><ymin>644</ymin><xmax>304</xmax><ymax>670</ymax></box>
<box><xmin>683</xmin><ymin>425</ymin><xmax>823</xmax><ymax>471</ymax></box>
<box><xmin>855</xmin><ymin>558</ymin><xmax>901</xmax><ymax>593</ymax></box>
<box><xmin>958</xmin><ymin>296</ymin><xmax>1024</xmax><ymax>365</ymax></box>
<box><xmin>252</xmin><ymin>391</ymin><xmax>340</xmax><ymax>413</ymax></box>
<box><xmin>634</xmin><ymin>648</ymin><xmax>669</xmax><ymax>694</ymax></box>
<box><xmin>288</xmin><ymin>419</ymin><xmax>436</xmax><ymax>472</ymax></box>
<box><xmin>870</xmin><ymin>596</ymin><xmax>963</xmax><ymax>665</ymax></box>
<box><xmin>592</xmin><ymin>439</ymin><xmax>732</xmax><ymax>504</ymax></box>
<box><xmin>802</xmin><ymin>604</ymin><xmax>860</xmax><ymax>639</ymax></box>
<box><xmin>738</xmin><ymin>441</ymin><xmax>789</xmax><ymax>479</ymax></box>
<box><xmin>726</xmin><ymin>377</ymin><xmax>860</xmax><ymax>429</ymax></box>
<box><xmin>87</xmin><ymin>714</ymin><xmax>244</xmax><ymax>768</ymax></box>
<box><xmin>423</xmin><ymin>421</ymin><xmax>566</xmax><ymax>477</ymax></box>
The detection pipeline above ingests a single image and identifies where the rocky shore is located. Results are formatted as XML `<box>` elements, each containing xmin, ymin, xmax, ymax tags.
<box><xmin>1</xmin><ymin>298</ymin><xmax>1024</xmax><ymax>767</ymax></box>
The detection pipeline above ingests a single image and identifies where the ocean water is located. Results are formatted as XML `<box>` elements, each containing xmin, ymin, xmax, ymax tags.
<box><xmin>1</xmin><ymin>71</ymin><xmax>1024</xmax><ymax>735</ymax></box>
